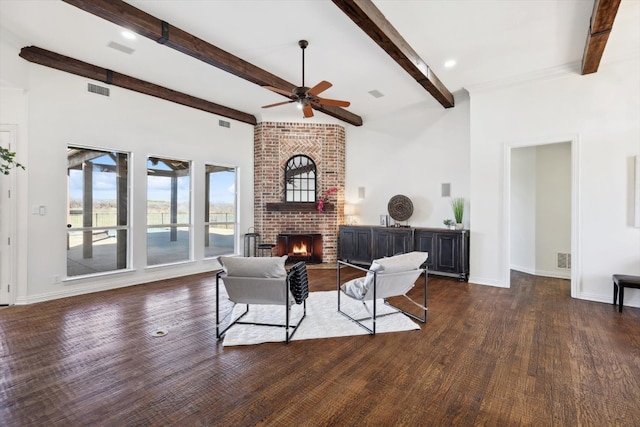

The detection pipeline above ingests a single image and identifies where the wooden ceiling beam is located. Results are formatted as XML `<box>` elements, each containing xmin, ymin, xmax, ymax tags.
<box><xmin>61</xmin><ymin>0</ymin><xmax>363</xmax><ymax>126</ymax></box>
<box><xmin>332</xmin><ymin>0</ymin><xmax>454</xmax><ymax>108</ymax></box>
<box><xmin>581</xmin><ymin>0</ymin><xmax>621</xmax><ymax>75</ymax></box>
<box><xmin>19</xmin><ymin>46</ymin><xmax>257</xmax><ymax>125</ymax></box>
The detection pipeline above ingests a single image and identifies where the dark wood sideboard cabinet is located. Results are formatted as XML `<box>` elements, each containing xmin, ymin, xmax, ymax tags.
<box><xmin>339</xmin><ymin>225</ymin><xmax>470</xmax><ymax>281</ymax></box>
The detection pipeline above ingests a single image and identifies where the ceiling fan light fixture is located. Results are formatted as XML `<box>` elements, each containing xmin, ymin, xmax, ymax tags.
<box><xmin>261</xmin><ymin>39</ymin><xmax>350</xmax><ymax>119</ymax></box>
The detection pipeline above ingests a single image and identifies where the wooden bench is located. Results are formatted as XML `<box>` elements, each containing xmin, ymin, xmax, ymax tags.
<box><xmin>613</xmin><ymin>274</ymin><xmax>640</xmax><ymax>312</ymax></box>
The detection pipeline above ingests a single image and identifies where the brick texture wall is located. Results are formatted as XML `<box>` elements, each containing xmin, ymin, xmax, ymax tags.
<box><xmin>254</xmin><ymin>122</ymin><xmax>345</xmax><ymax>263</ymax></box>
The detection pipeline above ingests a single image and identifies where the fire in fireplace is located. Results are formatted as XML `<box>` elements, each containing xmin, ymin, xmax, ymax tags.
<box><xmin>292</xmin><ymin>241</ymin><xmax>309</xmax><ymax>256</ymax></box>
<box><xmin>277</xmin><ymin>233</ymin><xmax>322</xmax><ymax>264</ymax></box>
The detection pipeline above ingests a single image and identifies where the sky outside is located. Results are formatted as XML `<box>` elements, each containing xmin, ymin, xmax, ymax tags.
<box><xmin>68</xmin><ymin>155</ymin><xmax>235</xmax><ymax>204</ymax></box>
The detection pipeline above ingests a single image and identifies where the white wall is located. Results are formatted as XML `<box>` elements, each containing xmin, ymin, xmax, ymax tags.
<box><xmin>1</xmin><ymin>36</ymin><xmax>255</xmax><ymax>304</ymax></box>
<box><xmin>535</xmin><ymin>142</ymin><xmax>571</xmax><ymax>278</ymax></box>
<box><xmin>345</xmin><ymin>91</ymin><xmax>471</xmax><ymax>228</ymax></box>
<box><xmin>510</xmin><ymin>146</ymin><xmax>536</xmax><ymax>274</ymax></box>
<box><xmin>470</xmin><ymin>56</ymin><xmax>640</xmax><ymax>306</ymax></box>
<box><xmin>0</xmin><ymin>29</ymin><xmax>28</xmax><ymax>89</ymax></box>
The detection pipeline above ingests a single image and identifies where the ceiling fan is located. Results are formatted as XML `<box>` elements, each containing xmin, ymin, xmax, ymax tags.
<box><xmin>262</xmin><ymin>40</ymin><xmax>350</xmax><ymax>118</ymax></box>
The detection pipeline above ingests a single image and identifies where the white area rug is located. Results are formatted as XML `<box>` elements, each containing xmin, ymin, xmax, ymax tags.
<box><xmin>222</xmin><ymin>290</ymin><xmax>420</xmax><ymax>346</ymax></box>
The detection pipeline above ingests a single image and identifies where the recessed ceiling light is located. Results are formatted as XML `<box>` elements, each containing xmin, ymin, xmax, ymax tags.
<box><xmin>444</xmin><ymin>59</ymin><xmax>457</xmax><ymax>69</ymax></box>
<box><xmin>121</xmin><ymin>30</ymin><xmax>136</xmax><ymax>40</ymax></box>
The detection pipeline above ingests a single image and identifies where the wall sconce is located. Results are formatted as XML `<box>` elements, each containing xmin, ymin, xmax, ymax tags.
<box><xmin>344</xmin><ymin>204</ymin><xmax>358</xmax><ymax>225</ymax></box>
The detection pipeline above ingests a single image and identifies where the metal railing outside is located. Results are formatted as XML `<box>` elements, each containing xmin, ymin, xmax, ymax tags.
<box><xmin>68</xmin><ymin>212</ymin><xmax>235</xmax><ymax>228</ymax></box>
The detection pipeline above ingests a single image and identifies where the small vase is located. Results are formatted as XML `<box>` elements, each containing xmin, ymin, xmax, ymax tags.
<box><xmin>455</xmin><ymin>223</ymin><xmax>464</xmax><ymax>230</ymax></box>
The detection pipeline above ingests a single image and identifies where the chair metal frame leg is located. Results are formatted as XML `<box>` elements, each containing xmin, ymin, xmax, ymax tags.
<box><xmin>215</xmin><ymin>270</ymin><xmax>308</xmax><ymax>344</ymax></box>
<box><xmin>337</xmin><ymin>261</ymin><xmax>376</xmax><ymax>334</ymax></box>
<box><xmin>337</xmin><ymin>260</ymin><xmax>428</xmax><ymax>335</ymax></box>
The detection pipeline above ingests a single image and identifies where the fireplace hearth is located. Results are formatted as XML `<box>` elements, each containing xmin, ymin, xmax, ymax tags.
<box><xmin>277</xmin><ymin>234</ymin><xmax>323</xmax><ymax>264</ymax></box>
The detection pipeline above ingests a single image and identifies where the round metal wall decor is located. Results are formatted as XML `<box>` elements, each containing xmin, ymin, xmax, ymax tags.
<box><xmin>387</xmin><ymin>194</ymin><xmax>413</xmax><ymax>222</ymax></box>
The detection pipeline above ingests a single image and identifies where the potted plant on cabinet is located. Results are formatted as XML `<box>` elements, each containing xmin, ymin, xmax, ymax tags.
<box><xmin>443</xmin><ymin>219</ymin><xmax>455</xmax><ymax>230</ymax></box>
<box><xmin>451</xmin><ymin>197</ymin><xmax>465</xmax><ymax>230</ymax></box>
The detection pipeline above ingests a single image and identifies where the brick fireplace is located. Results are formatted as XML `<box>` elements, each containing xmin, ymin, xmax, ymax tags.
<box><xmin>254</xmin><ymin>122</ymin><xmax>345</xmax><ymax>263</ymax></box>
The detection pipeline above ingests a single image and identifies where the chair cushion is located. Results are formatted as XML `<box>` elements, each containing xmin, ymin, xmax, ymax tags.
<box><xmin>364</xmin><ymin>251</ymin><xmax>428</xmax><ymax>289</ymax></box>
<box><xmin>373</xmin><ymin>251</ymin><xmax>429</xmax><ymax>273</ymax></box>
<box><xmin>219</xmin><ymin>255</ymin><xmax>288</xmax><ymax>278</ymax></box>
<box><xmin>341</xmin><ymin>252</ymin><xmax>428</xmax><ymax>299</ymax></box>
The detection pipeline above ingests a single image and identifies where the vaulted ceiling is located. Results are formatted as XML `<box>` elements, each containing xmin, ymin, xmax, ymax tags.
<box><xmin>1</xmin><ymin>0</ymin><xmax>638</xmax><ymax>127</ymax></box>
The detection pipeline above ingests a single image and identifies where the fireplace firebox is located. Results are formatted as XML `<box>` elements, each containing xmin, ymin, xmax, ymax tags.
<box><xmin>277</xmin><ymin>234</ymin><xmax>323</xmax><ymax>264</ymax></box>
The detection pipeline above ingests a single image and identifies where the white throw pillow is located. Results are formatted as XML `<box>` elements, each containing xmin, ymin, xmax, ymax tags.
<box><xmin>340</xmin><ymin>277</ymin><xmax>367</xmax><ymax>300</ymax></box>
<box><xmin>341</xmin><ymin>261</ymin><xmax>387</xmax><ymax>300</ymax></box>
<box><xmin>219</xmin><ymin>255</ymin><xmax>288</xmax><ymax>278</ymax></box>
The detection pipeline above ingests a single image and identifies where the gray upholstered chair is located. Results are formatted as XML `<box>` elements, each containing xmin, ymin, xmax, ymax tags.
<box><xmin>216</xmin><ymin>256</ymin><xmax>309</xmax><ymax>343</ymax></box>
<box><xmin>338</xmin><ymin>251</ymin><xmax>428</xmax><ymax>335</ymax></box>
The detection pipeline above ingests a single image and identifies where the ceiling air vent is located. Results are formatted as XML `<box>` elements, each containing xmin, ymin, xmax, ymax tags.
<box><xmin>219</xmin><ymin>120</ymin><xmax>230</xmax><ymax>128</ymax></box>
<box><xmin>556</xmin><ymin>252</ymin><xmax>571</xmax><ymax>269</ymax></box>
<box><xmin>88</xmin><ymin>83</ymin><xmax>110</xmax><ymax>97</ymax></box>
<box><xmin>368</xmin><ymin>89</ymin><xmax>384</xmax><ymax>98</ymax></box>
<box><xmin>107</xmin><ymin>41</ymin><xmax>135</xmax><ymax>55</ymax></box>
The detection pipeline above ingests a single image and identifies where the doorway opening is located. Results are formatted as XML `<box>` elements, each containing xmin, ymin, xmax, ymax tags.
<box><xmin>504</xmin><ymin>137</ymin><xmax>579</xmax><ymax>298</ymax></box>
<box><xmin>0</xmin><ymin>125</ymin><xmax>18</xmax><ymax>305</ymax></box>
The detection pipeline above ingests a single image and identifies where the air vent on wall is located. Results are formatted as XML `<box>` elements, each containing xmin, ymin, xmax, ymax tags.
<box><xmin>557</xmin><ymin>252</ymin><xmax>571</xmax><ymax>269</ymax></box>
<box><xmin>219</xmin><ymin>120</ymin><xmax>230</xmax><ymax>128</ymax></box>
<box><xmin>88</xmin><ymin>83</ymin><xmax>110</xmax><ymax>97</ymax></box>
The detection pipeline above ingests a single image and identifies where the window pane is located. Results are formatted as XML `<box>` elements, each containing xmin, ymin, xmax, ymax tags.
<box><xmin>147</xmin><ymin>157</ymin><xmax>191</xmax><ymax>265</ymax></box>
<box><xmin>67</xmin><ymin>147</ymin><xmax>129</xmax><ymax>277</ymax></box>
<box><xmin>67</xmin><ymin>230</ymin><xmax>127</xmax><ymax>276</ymax></box>
<box><xmin>147</xmin><ymin>226</ymin><xmax>190</xmax><ymax>264</ymax></box>
<box><xmin>285</xmin><ymin>155</ymin><xmax>316</xmax><ymax>203</ymax></box>
<box><xmin>205</xmin><ymin>165</ymin><xmax>236</xmax><ymax>258</ymax></box>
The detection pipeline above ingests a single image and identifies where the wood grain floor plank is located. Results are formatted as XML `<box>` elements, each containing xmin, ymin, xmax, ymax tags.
<box><xmin>1</xmin><ymin>269</ymin><xmax>639</xmax><ymax>426</ymax></box>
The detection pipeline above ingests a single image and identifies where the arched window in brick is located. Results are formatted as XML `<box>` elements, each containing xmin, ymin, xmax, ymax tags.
<box><xmin>284</xmin><ymin>155</ymin><xmax>316</xmax><ymax>202</ymax></box>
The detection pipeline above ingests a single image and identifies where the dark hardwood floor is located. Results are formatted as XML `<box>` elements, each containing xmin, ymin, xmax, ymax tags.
<box><xmin>1</xmin><ymin>267</ymin><xmax>639</xmax><ymax>426</ymax></box>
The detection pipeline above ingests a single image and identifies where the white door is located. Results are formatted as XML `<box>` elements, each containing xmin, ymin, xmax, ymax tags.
<box><xmin>0</xmin><ymin>125</ymin><xmax>18</xmax><ymax>305</ymax></box>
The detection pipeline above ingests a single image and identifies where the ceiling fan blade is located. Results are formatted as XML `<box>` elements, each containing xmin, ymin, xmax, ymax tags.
<box><xmin>307</xmin><ymin>80</ymin><xmax>332</xmax><ymax>96</ymax></box>
<box><xmin>303</xmin><ymin>104</ymin><xmax>314</xmax><ymax>118</ymax></box>
<box><xmin>262</xmin><ymin>100</ymin><xmax>294</xmax><ymax>109</ymax></box>
<box><xmin>316</xmin><ymin>97</ymin><xmax>351</xmax><ymax>107</ymax></box>
<box><xmin>263</xmin><ymin>86</ymin><xmax>294</xmax><ymax>97</ymax></box>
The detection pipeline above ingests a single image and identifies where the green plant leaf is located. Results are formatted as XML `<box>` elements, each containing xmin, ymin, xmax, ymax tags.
<box><xmin>0</xmin><ymin>146</ymin><xmax>25</xmax><ymax>175</ymax></box>
<box><xmin>450</xmin><ymin>198</ymin><xmax>465</xmax><ymax>223</ymax></box>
